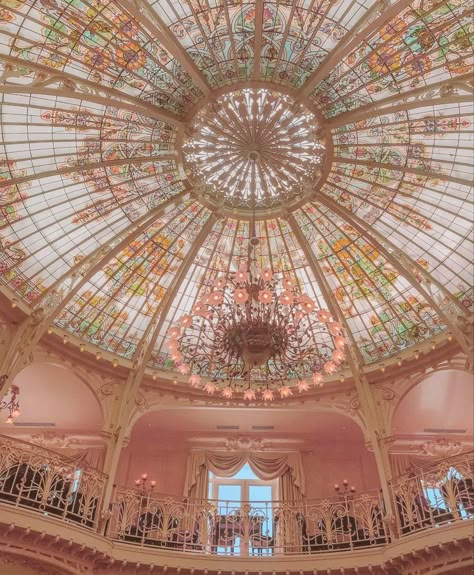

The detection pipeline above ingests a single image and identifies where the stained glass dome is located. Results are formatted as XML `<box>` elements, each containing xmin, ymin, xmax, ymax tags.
<box><xmin>0</xmin><ymin>0</ymin><xmax>472</xmax><ymax>387</ymax></box>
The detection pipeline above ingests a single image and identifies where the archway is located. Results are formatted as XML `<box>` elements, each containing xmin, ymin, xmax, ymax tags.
<box><xmin>0</xmin><ymin>362</ymin><xmax>105</xmax><ymax>466</ymax></box>
<box><xmin>118</xmin><ymin>406</ymin><xmax>379</xmax><ymax>499</ymax></box>
<box><xmin>391</xmin><ymin>369</ymin><xmax>473</xmax><ymax>475</ymax></box>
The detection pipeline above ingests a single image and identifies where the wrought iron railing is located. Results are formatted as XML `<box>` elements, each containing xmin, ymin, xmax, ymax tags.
<box><xmin>0</xmin><ymin>435</ymin><xmax>106</xmax><ymax>530</ymax></box>
<box><xmin>108</xmin><ymin>488</ymin><xmax>387</xmax><ymax>555</ymax></box>
<box><xmin>390</xmin><ymin>451</ymin><xmax>474</xmax><ymax>537</ymax></box>
<box><xmin>0</xmin><ymin>434</ymin><xmax>472</xmax><ymax>556</ymax></box>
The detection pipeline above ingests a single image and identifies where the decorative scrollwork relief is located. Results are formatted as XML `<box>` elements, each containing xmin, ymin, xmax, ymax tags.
<box><xmin>420</xmin><ymin>439</ymin><xmax>464</xmax><ymax>458</ymax></box>
<box><xmin>224</xmin><ymin>437</ymin><xmax>267</xmax><ymax>452</ymax></box>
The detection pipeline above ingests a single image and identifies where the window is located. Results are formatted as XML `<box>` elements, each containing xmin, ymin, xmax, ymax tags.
<box><xmin>72</xmin><ymin>469</ymin><xmax>82</xmax><ymax>494</ymax></box>
<box><xmin>208</xmin><ymin>464</ymin><xmax>277</xmax><ymax>555</ymax></box>
<box><xmin>422</xmin><ymin>466</ymin><xmax>471</xmax><ymax>520</ymax></box>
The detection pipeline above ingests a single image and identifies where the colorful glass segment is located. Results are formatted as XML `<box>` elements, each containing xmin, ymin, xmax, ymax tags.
<box><xmin>0</xmin><ymin>0</ymin><xmax>471</xmax><ymax>371</ymax></box>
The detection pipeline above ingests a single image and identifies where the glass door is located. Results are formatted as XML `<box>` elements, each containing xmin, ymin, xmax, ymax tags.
<box><xmin>215</xmin><ymin>484</ymin><xmax>242</xmax><ymax>554</ymax></box>
<box><xmin>208</xmin><ymin>464</ymin><xmax>277</xmax><ymax>555</ymax></box>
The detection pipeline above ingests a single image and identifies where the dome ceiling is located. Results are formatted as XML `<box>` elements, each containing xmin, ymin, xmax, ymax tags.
<box><xmin>0</xmin><ymin>0</ymin><xmax>472</xmax><ymax>379</ymax></box>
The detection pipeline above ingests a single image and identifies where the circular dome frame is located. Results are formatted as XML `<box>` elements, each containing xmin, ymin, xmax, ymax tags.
<box><xmin>0</xmin><ymin>0</ymin><xmax>472</xmax><ymax>393</ymax></box>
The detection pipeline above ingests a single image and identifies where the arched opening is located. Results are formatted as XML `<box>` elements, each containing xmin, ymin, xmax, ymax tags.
<box><xmin>393</xmin><ymin>369</ymin><xmax>473</xmax><ymax>445</ymax></box>
<box><xmin>0</xmin><ymin>362</ymin><xmax>104</xmax><ymax>452</ymax></box>
<box><xmin>118</xmin><ymin>407</ymin><xmax>379</xmax><ymax>499</ymax></box>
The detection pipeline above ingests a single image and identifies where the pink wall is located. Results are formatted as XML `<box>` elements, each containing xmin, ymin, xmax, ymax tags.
<box><xmin>116</xmin><ymin>437</ymin><xmax>188</xmax><ymax>497</ymax></box>
<box><xmin>116</xmin><ymin>435</ymin><xmax>380</xmax><ymax>500</ymax></box>
<box><xmin>393</xmin><ymin>369</ymin><xmax>474</xmax><ymax>437</ymax></box>
<box><xmin>302</xmin><ymin>443</ymin><xmax>380</xmax><ymax>499</ymax></box>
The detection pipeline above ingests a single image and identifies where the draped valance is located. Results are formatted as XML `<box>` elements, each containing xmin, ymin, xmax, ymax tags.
<box><xmin>389</xmin><ymin>453</ymin><xmax>432</xmax><ymax>479</ymax></box>
<box><xmin>183</xmin><ymin>451</ymin><xmax>305</xmax><ymax>498</ymax></box>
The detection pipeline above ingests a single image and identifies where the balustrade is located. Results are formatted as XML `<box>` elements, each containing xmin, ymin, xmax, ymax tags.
<box><xmin>0</xmin><ymin>435</ymin><xmax>472</xmax><ymax>558</ymax></box>
<box><xmin>390</xmin><ymin>450</ymin><xmax>474</xmax><ymax>536</ymax></box>
<box><xmin>0</xmin><ymin>435</ymin><xmax>106</xmax><ymax>530</ymax></box>
<box><xmin>108</xmin><ymin>488</ymin><xmax>387</xmax><ymax>555</ymax></box>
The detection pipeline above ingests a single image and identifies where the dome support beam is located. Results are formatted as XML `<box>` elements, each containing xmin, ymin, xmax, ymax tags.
<box><xmin>296</xmin><ymin>0</ymin><xmax>413</xmax><ymax>103</ymax></box>
<box><xmin>333</xmin><ymin>156</ymin><xmax>472</xmax><ymax>188</ymax></box>
<box><xmin>253</xmin><ymin>0</ymin><xmax>264</xmax><ymax>80</ymax></box>
<box><xmin>287</xmin><ymin>213</ymin><xmax>397</xmax><ymax>535</ymax></box>
<box><xmin>99</xmin><ymin>214</ymin><xmax>216</xmax><ymax>519</ymax></box>
<box><xmin>115</xmin><ymin>0</ymin><xmax>211</xmax><ymax>97</ymax></box>
<box><xmin>315</xmin><ymin>192</ymin><xmax>473</xmax><ymax>359</ymax></box>
<box><xmin>0</xmin><ymin>190</ymin><xmax>190</xmax><ymax>397</ymax></box>
<box><xmin>0</xmin><ymin>54</ymin><xmax>185</xmax><ymax>128</ymax></box>
<box><xmin>327</xmin><ymin>75</ymin><xmax>474</xmax><ymax>128</ymax></box>
<box><xmin>0</xmin><ymin>154</ymin><xmax>177</xmax><ymax>190</ymax></box>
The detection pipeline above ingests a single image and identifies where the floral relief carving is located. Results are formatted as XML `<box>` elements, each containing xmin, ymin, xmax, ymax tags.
<box><xmin>420</xmin><ymin>439</ymin><xmax>464</xmax><ymax>458</ymax></box>
<box><xmin>29</xmin><ymin>431</ymin><xmax>75</xmax><ymax>449</ymax></box>
<box><xmin>225</xmin><ymin>436</ymin><xmax>267</xmax><ymax>452</ymax></box>
<box><xmin>347</xmin><ymin>394</ymin><xmax>361</xmax><ymax>416</ymax></box>
<box><xmin>135</xmin><ymin>390</ymin><xmax>147</xmax><ymax>412</ymax></box>
<box><xmin>97</xmin><ymin>381</ymin><xmax>118</xmax><ymax>398</ymax></box>
<box><xmin>374</xmin><ymin>385</ymin><xmax>398</xmax><ymax>403</ymax></box>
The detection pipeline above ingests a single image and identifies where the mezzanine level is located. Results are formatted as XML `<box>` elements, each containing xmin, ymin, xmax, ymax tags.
<box><xmin>0</xmin><ymin>435</ymin><xmax>472</xmax><ymax>575</ymax></box>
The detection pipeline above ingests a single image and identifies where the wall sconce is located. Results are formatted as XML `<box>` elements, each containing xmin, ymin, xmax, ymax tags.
<box><xmin>0</xmin><ymin>384</ymin><xmax>20</xmax><ymax>424</ymax></box>
<box><xmin>134</xmin><ymin>473</ymin><xmax>156</xmax><ymax>496</ymax></box>
<box><xmin>334</xmin><ymin>479</ymin><xmax>356</xmax><ymax>497</ymax></box>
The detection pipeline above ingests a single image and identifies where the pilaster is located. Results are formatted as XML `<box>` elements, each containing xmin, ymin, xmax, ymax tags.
<box><xmin>350</xmin><ymin>366</ymin><xmax>399</xmax><ymax>539</ymax></box>
<box><xmin>287</xmin><ymin>213</ymin><xmax>398</xmax><ymax>537</ymax></box>
<box><xmin>0</xmin><ymin>308</ymin><xmax>47</xmax><ymax>397</ymax></box>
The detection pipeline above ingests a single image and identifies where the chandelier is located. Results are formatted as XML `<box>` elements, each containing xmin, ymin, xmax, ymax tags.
<box><xmin>0</xmin><ymin>383</ymin><xmax>21</xmax><ymax>424</ymax></box>
<box><xmin>167</xmin><ymin>238</ymin><xmax>347</xmax><ymax>401</ymax></box>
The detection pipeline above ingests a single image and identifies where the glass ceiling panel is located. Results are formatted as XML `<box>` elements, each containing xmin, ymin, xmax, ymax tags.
<box><xmin>0</xmin><ymin>0</ymin><xmax>471</xmax><ymax>373</ymax></box>
<box><xmin>55</xmin><ymin>201</ymin><xmax>211</xmax><ymax>358</ymax></box>
<box><xmin>0</xmin><ymin>0</ymin><xmax>203</xmax><ymax>113</ymax></box>
<box><xmin>327</xmin><ymin>99</ymin><xmax>473</xmax><ymax>312</ymax></box>
<box><xmin>0</xmin><ymin>91</ymin><xmax>185</xmax><ymax>305</ymax></box>
<box><xmin>295</xmin><ymin>204</ymin><xmax>446</xmax><ymax>363</ymax></box>
<box><xmin>311</xmin><ymin>0</ymin><xmax>472</xmax><ymax>117</ymax></box>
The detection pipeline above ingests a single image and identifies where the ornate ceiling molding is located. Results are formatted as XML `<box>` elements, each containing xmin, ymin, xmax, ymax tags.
<box><xmin>390</xmin><ymin>436</ymin><xmax>471</xmax><ymax>456</ymax></box>
<box><xmin>14</xmin><ymin>430</ymin><xmax>106</xmax><ymax>450</ymax></box>
<box><xmin>224</xmin><ymin>436</ymin><xmax>267</xmax><ymax>452</ymax></box>
<box><xmin>420</xmin><ymin>439</ymin><xmax>465</xmax><ymax>458</ymax></box>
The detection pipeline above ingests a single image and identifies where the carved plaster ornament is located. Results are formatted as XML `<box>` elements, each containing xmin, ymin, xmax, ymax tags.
<box><xmin>97</xmin><ymin>381</ymin><xmax>117</xmax><ymax>398</ymax></box>
<box><xmin>29</xmin><ymin>431</ymin><xmax>75</xmax><ymax>449</ymax></box>
<box><xmin>421</xmin><ymin>439</ymin><xmax>464</xmax><ymax>458</ymax></box>
<box><xmin>225</xmin><ymin>436</ymin><xmax>267</xmax><ymax>452</ymax></box>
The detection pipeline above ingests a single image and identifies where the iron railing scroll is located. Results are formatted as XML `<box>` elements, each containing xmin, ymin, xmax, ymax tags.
<box><xmin>0</xmin><ymin>434</ymin><xmax>472</xmax><ymax>557</ymax></box>
<box><xmin>108</xmin><ymin>488</ymin><xmax>388</xmax><ymax>555</ymax></box>
<box><xmin>390</xmin><ymin>450</ymin><xmax>474</xmax><ymax>536</ymax></box>
<box><xmin>0</xmin><ymin>435</ymin><xmax>106</xmax><ymax>530</ymax></box>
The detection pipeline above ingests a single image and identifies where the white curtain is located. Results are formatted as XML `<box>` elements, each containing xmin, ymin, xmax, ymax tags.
<box><xmin>184</xmin><ymin>451</ymin><xmax>306</xmax><ymax>553</ymax></box>
<box><xmin>184</xmin><ymin>451</ymin><xmax>305</xmax><ymax>500</ymax></box>
<box><xmin>61</xmin><ymin>447</ymin><xmax>107</xmax><ymax>471</ymax></box>
<box><xmin>278</xmin><ymin>467</ymin><xmax>304</xmax><ymax>552</ymax></box>
<box><xmin>82</xmin><ymin>447</ymin><xmax>106</xmax><ymax>471</ymax></box>
<box><xmin>390</xmin><ymin>453</ymin><xmax>431</xmax><ymax>478</ymax></box>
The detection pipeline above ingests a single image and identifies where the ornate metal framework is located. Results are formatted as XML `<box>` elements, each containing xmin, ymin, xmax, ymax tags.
<box><xmin>0</xmin><ymin>434</ymin><xmax>472</xmax><ymax>559</ymax></box>
<box><xmin>183</xmin><ymin>88</ymin><xmax>324</xmax><ymax>212</ymax></box>
<box><xmin>0</xmin><ymin>0</ymin><xmax>471</xmax><ymax>397</ymax></box>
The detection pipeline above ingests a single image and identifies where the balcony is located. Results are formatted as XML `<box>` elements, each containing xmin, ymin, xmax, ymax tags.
<box><xmin>0</xmin><ymin>435</ymin><xmax>473</xmax><ymax>574</ymax></box>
